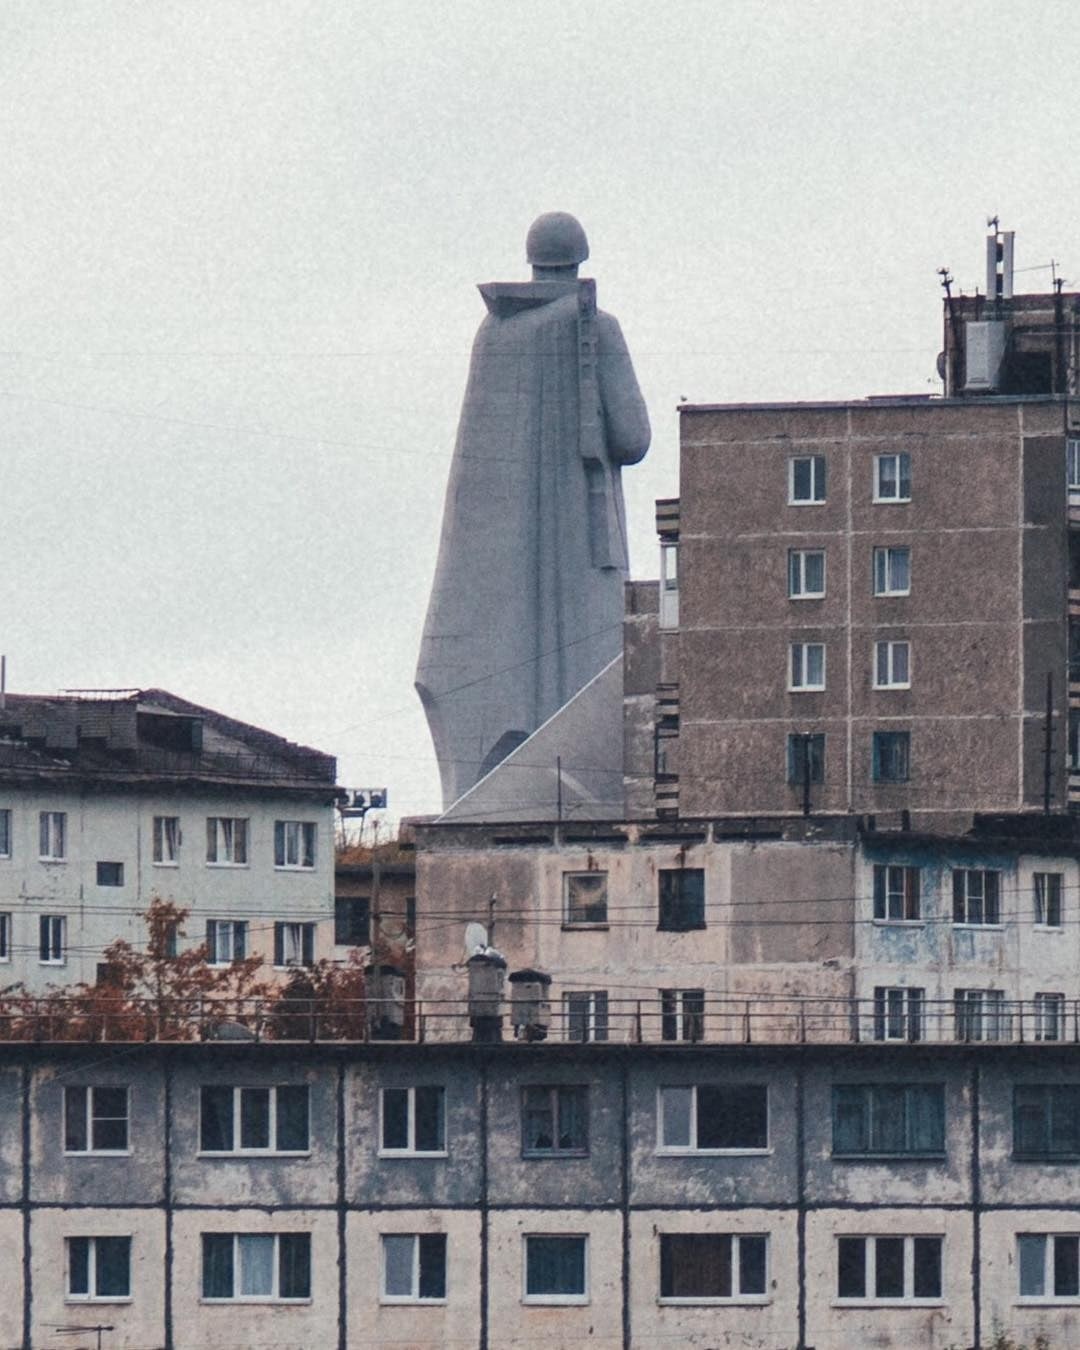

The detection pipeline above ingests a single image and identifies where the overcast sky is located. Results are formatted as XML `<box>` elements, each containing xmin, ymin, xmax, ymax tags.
<box><xmin>2</xmin><ymin>0</ymin><xmax>1077</xmax><ymax>824</ymax></box>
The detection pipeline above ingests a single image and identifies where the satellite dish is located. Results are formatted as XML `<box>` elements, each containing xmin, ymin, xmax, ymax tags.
<box><xmin>464</xmin><ymin>922</ymin><xmax>489</xmax><ymax>959</ymax></box>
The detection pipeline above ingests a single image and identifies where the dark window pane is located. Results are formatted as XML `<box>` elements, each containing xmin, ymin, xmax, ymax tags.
<box><xmin>68</xmin><ymin>1237</ymin><xmax>90</xmax><ymax>1295</ymax></box>
<box><xmin>334</xmin><ymin>896</ymin><xmax>370</xmax><ymax>946</ymax></box>
<box><xmin>870</xmin><ymin>1085</ymin><xmax>906</xmax><ymax>1153</ymax></box>
<box><xmin>202</xmin><ymin>1234</ymin><xmax>234</xmax><ymax>1298</ymax></box>
<box><xmin>95</xmin><ymin>1236</ymin><xmax>131</xmax><ymax>1298</ymax></box>
<box><xmin>740</xmin><ymin>1235</ymin><xmax>767</xmax><ymax>1295</ymax></box>
<box><xmin>526</xmin><ymin>1236</ymin><xmax>586</xmax><ymax>1296</ymax></box>
<box><xmin>913</xmin><ymin>1238</ymin><xmax>942</xmax><ymax>1298</ymax></box>
<box><xmin>658</xmin><ymin>868</ymin><xmax>705</xmax><ymax>931</ymax></box>
<box><xmin>832</xmin><ymin>1086</ymin><xmax>866</xmax><ymax>1154</ymax></box>
<box><xmin>660</xmin><ymin>1234</ymin><xmax>731</xmax><ymax>1298</ymax></box>
<box><xmin>276</xmin><ymin>1086</ymin><xmax>309</xmax><ymax>1152</ymax></box>
<box><xmin>278</xmin><ymin>1233</ymin><xmax>311</xmax><ymax>1299</ymax></box>
<box><xmin>1055</xmin><ymin>1236</ymin><xmax>1080</xmax><ymax>1297</ymax></box>
<box><xmin>837</xmin><ymin>1237</ymin><xmax>865</xmax><ymax>1298</ymax></box>
<box><xmin>1014</xmin><ymin>1087</ymin><xmax>1048</xmax><ymax>1155</ymax></box>
<box><xmin>1018</xmin><ymin>1235</ymin><xmax>1045</xmax><ymax>1296</ymax></box>
<box><xmin>697</xmin><ymin>1084</ymin><xmax>768</xmax><ymax>1149</ymax></box>
<box><xmin>240</xmin><ymin>1088</ymin><xmax>270</xmax><ymax>1149</ymax></box>
<box><xmin>418</xmin><ymin>1234</ymin><xmax>447</xmax><ymax>1299</ymax></box>
<box><xmin>414</xmin><ymin>1086</ymin><xmax>445</xmax><ymax>1151</ymax></box>
<box><xmin>874</xmin><ymin>1237</ymin><xmax>904</xmax><ymax>1298</ymax></box>
<box><xmin>558</xmin><ymin>1086</ymin><xmax>588</xmax><ymax>1151</ymax></box>
<box><xmin>907</xmin><ymin>1085</ymin><xmax>945</xmax><ymax>1153</ymax></box>
<box><xmin>200</xmin><ymin>1086</ymin><xmax>234</xmax><ymax>1151</ymax></box>
<box><xmin>65</xmin><ymin>1087</ymin><xmax>88</xmax><ymax>1152</ymax></box>
<box><xmin>382</xmin><ymin>1088</ymin><xmax>409</xmax><ymax>1149</ymax></box>
<box><xmin>522</xmin><ymin>1087</ymin><xmax>554</xmax><ymax>1152</ymax></box>
<box><xmin>1049</xmin><ymin>1086</ymin><xmax>1080</xmax><ymax>1155</ymax></box>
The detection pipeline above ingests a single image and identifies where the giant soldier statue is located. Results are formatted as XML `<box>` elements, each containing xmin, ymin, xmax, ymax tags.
<box><xmin>416</xmin><ymin>212</ymin><xmax>651</xmax><ymax>809</ymax></box>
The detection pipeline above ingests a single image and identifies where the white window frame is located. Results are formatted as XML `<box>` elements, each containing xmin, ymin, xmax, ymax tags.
<box><xmin>657</xmin><ymin>1232</ymin><xmax>770</xmax><ymax>1305</ymax></box>
<box><xmin>273</xmin><ymin>921</ymin><xmax>315</xmax><ymax>969</ymax></box>
<box><xmin>199</xmin><ymin>1232</ymin><xmax>312</xmax><ymax>1304</ymax></box>
<box><xmin>65</xmin><ymin>1235</ymin><xmax>132</xmax><ymax>1303</ymax></box>
<box><xmin>656</xmin><ymin>1084</ymin><xmax>770</xmax><ymax>1156</ymax></box>
<box><xmin>64</xmin><ymin>1086</ymin><xmax>130</xmax><ymax>1156</ymax></box>
<box><xmin>564</xmin><ymin>989</ymin><xmax>609</xmax><ymax>1043</ymax></box>
<box><xmin>834</xmin><ymin>1234</ymin><xmax>944</xmax><ymax>1306</ymax></box>
<box><xmin>872</xmin><ymin>864</ymin><xmax>921</xmax><ymax>923</ymax></box>
<box><xmin>659</xmin><ymin>541</ymin><xmax>679</xmax><ymax>629</ymax></box>
<box><xmin>1034</xmin><ymin>992</ymin><xmax>1066</xmax><ymax>1043</ymax></box>
<box><xmin>206</xmin><ymin>816</ymin><xmax>249</xmax><ymax>867</ymax></box>
<box><xmin>274</xmin><ymin>820</ymin><xmax>316</xmax><ymax>870</ymax></box>
<box><xmin>39</xmin><ymin>810</ymin><xmax>66</xmax><ymax>861</ymax></box>
<box><xmin>952</xmin><ymin>868</ymin><xmax>1001</xmax><ymax>927</ymax></box>
<box><xmin>206</xmin><ymin>919</ymin><xmax>247</xmax><ymax>966</ymax></box>
<box><xmin>873</xmin><ymin>546</ymin><xmax>911</xmax><ymax>597</ymax></box>
<box><xmin>0</xmin><ymin>808</ymin><xmax>10</xmax><ymax>859</ymax></box>
<box><xmin>1018</xmin><ymin>1233</ymin><xmax>1080</xmax><ymax>1302</ymax></box>
<box><xmin>378</xmin><ymin>1085</ymin><xmax>447</xmax><ymax>1157</ymax></box>
<box><xmin>788</xmin><ymin>548</ymin><xmax>826</xmax><ymax>599</ymax></box>
<box><xmin>0</xmin><ymin>912</ymin><xmax>9</xmax><ymax>962</ymax></box>
<box><xmin>874</xmin><ymin>639</ymin><xmax>911</xmax><ymax>690</ymax></box>
<box><xmin>522</xmin><ymin>1233</ymin><xmax>589</xmax><ymax>1306</ymax></box>
<box><xmin>789</xmin><ymin>642</ymin><xmax>825</xmax><ymax>691</ymax></box>
<box><xmin>954</xmin><ymin>988</ymin><xmax>1010</xmax><ymax>1042</ymax></box>
<box><xmin>152</xmin><ymin>815</ymin><xmax>180</xmax><ymax>866</ymax></box>
<box><xmin>198</xmin><ymin>1085</ymin><xmax>310</xmax><ymax>1156</ymax></box>
<box><xmin>873</xmin><ymin>986</ymin><xmax>923</xmax><ymax>1042</ymax></box>
<box><xmin>1068</xmin><ymin>439</ymin><xmax>1080</xmax><ymax>491</ymax></box>
<box><xmin>788</xmin><ymin>454</ymin><xmax>826</xmax><ymax>505</ymax></box>
<box><xmin>379</xmin><ymin>1233</ymin><xmax>448</xmax><ymax>1304</ymax></box>
<box><xmin>39</xmin><ymin>914</ymin><xmax>66</xmax><ymax>966</ymax></box>
<box><xmin>873</xmin><ymin>451</ymin><xmax>912</xmax><ymax>503</ymax></box>
<box><xmin>1034</xmin><ymin>872</ymin><xmax>1064</xmax><ymax>928</ymax></box>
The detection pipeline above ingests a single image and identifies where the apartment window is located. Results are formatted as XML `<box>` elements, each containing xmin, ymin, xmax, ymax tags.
<box><xmin>1035</xmin><ymin>992</ymin><xmax>1065</xmax><ymax>1043</ymax></box>
<box><xmin>658</xmin><ymin>868</ymin><xmax>705</xmax><ymax>931</ymax></box>
<box><xmin>787</xmin><ymin>733</ymin><xmax>825</xmax><ymax>785</ymax></box>
<box><xmin>0</xmin><ymin>913</ymin><xmax>9</xmax><ymax>962</ymax></box>
<box><xmin>789</xmin><ymin>642</ymin><xmax>825</xmax><ymax>691</ymax></box>
<box><xmin>659</xmin><ymin>541</ymin><xmax>679</xmax><ymax>629</ymax></box>
<box><xmin>67</xmin><ymin>1236</ymin><xmax>131</xmax><ymax>1301</ymax></box>
<box><xmin>873</xmin><ymin>865</ymin><xmax>920</xmax><ymax>921</ymax></box>
<box><xmin>874</xmin><ymin>452</ymin><xmax>912</xmax><ymax>503</ymax></box>
<box><xmin>206</xmin><ymin>817</ymin><xmax>248</xmax><ymax>866</ymax></box>
<box><xmin>874</xmin><ymin>640</ymin><xmax>910</xmax><ymax>689</ymax></box>
<box><xmin>658</xmin><ymin>1084</ymin><xmax>768</xmax><ymax>1152</ymax></box>
<box><xmin>0</xmin><ymin>808</ymin><xmax>10</xmax><ymax>858</ymax></box>
<box><xmin>201</xmin><ymin>1233</ymin><xmax>311</xmax><ymax>1302</ymax></box>
<box><xmin>661</xmin><ymin>989</ymin><xmax>705</xmax><ymax>1042</ymax></box>
<box><xmin>954</xmin><ymin>989</ymin><xmax>1010</xmax><ymax>1042</ymax></box>
<box><xmin>565</xmin><ymin>990</ymin><xmax>609</xmax><ymax>1043</ymax></box>
<box><xmin>381</xmin><ymin>1234</ymin><xmax>447</xmax><ymax>1303</ymax></box>
<box><xmin>1071</xmin><ymin>709</ymin><xmax>1080</xmax><ymax>770</ymax></box>
<box><xmin>873</xmin><ymin>546</ymin><xmax>911</xmax><ymax>596</ymax></box>
<box><xmin>39</xmin><ymin>811</ymin><xmax>66</xmax><ymax>860</ymax></box>
<box><xmin>873</xmin><ymin>987</ymin><xmax>923</xmax><ymax>1042</ymax></box>
<box><xmin>206</xmin><ymin>920</ymin><xmax>247</xmax><ymax>965</ymax></box>
<box><xmin>563</xmin><ymin>872</ymin><xmax>608</xmax><ymax>926</ymax></box>
<box><xmin>788</xmin><ymin>548</ymin><xmax>825</xmax><ymax>598</ymax></box>
<box><xmin>1019</xmin><ymin>1234</ymin><xmax>1080</xmax><ymax>1299</ymax></box>
<box><xmin>789</xmin><ymin>454</ymin><xmax>826</xmax><ymax>504</ymax></box>
<box><xmin>1015</xmin><ymin>1085</ymin><xmax>1080</xmax><ymax>1159</ymax></box>
<box><xmin>273</xmin><ymin>921</ymin><xmax>315</xmax><ymax>968</ymax></box>
<box><xmin>96</xmin><ymin>861</ymin><xmax>124</xmax><ymax>887</ymax></box>
<box><xmin>1035</xmin><ymin>872</ymin><xmax>1063</xmax><ymax>927</ymax></box>
<box><xmin>952</xmin><ymin>869</ymin><xmax>1001</xmax><ymax>926</ymax></box>
<box><xmin>64</xmin><ymin>1086</ymin><xmax>129</xmax><ymax>1153</ymax></box>
<box><xmin>380</xmin><ymin>1086</ymin><xmax>445</xmax><ymax>1155</ymax></box>
<box><xmin>152</xmin><ymin>815</ymin><xmax>180</xmax><ymax>865</ymax></box>
<box><xmin>836</xmin><ymin>1235</ymin><xmax>942</xmax><ymax>1302</ymax></box>
<box><xmin>659</xmin><ymin>1233</ymin><xmax>768</xmax><ymax>1302</ymax></box>
<box><xmin>523</xmin><ymin>1234</ymin><xmax>588</xmax><ymax>1304</ymax></box>
<box><xmin>39</xmin><ymin>914</ymin><xmax>65</xmax><ymax>965</ymax></box>
<box><xmin>1068</xmin><ymin>438</ymin><xmax>1080</xmax><ymax>490</ymax></box>
<box><xmin>832</xmin><ymin>1084</ymin><xmax>945</xmax><ymax>1156</ymax></box>
<box><xmin>274</xmin><ymin>820</ymin><xmax>316</xmax><ymax>869</ymax></box>
<box><xmin>872</xmin><ymin>731</ymin><xmax>910</xmax><ymax>783</ymax></box>
<box><xmin>334</xmin><ymin>896</ymin><xmax>370</xmax><ymax>946</ymax></box>
<box><xmin>200</xmin><ymin>1085</ymin><xmax>310</xmax><ymax>1154</ymax></box>
<box><xmin>521</xmin><ymin>1085</ymin><xmax>588</xmax><ymax>1156</ymax></box>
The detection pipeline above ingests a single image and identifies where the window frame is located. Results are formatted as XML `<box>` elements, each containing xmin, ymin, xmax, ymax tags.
<box><xmin>206</xmin><ymin>918</ymin><xmax>248</xmax><ymax>966</ymax></box>
<box><xmin>660</xmin><ymin>988</ymin><xmax>705</xmax><ymax>1043</ymax></box>
<box><xmin>1018</xmin><ymin>1233</ymin><xmax>1080</xmax><ymax>1302</ymax></box>
<box><xmin>273</xmin><ymin>921</ymin><xmax>316</xmax><ymax>969</ymax></box>
<box><xmin>1034</xmin><ymin>991</ymin><xmax>1066</xmax><ymax>1043</ymax></box>
<box><xmin>1014</xmin><ymin>1084</ymin><xmax>1080</xmax><ymax>1161</ymax></box>
<box><xmin>380</xmin><ymin>1232</ymin><xmax>448</xmax><ymax>1304</ymax></box>
<box><xmin>872</xmin><ymin>864</ymin><xmax>921</xmax><ymax>923</ymax></box>
<box><xmin>952</xmin><ymin>868</ymin><xmax>1002</xmax><ymax>927</ymax></box>
<box><xmin>873</xmin><ymin>452</ymin><xmax>912</xmax><ymax>503</ymax></box>
<box><xmin>96</xmin><ymin>861</ymin><xmax>124</xmax><ymax>887</ymax></box>
<box><xmin>872</xmin><ymin>986</ymin><xmax>924</xmax><ymax>1042</ymax></box>
<box><xmin>205</xmin><ymin>816</ymin><xmax>249</xmax><ymax>867</ymax></box>
<box><xmin>658</xmin><ymin>1232</ymin><xmax>770</xmax><ymax>1305</ymax></box>
<box><xmin>152</xmin><ymin>815</ymin><xmax>180</xmax><ymax>866</ymax></box>
<box><xmin>1068</xmin><ymin>438</ymin><xmax>1080</xmax><ymax>491</ymax></box>
<box><xmin>0</xmin><ymin>807</ymin><xmax>10</xmax><ymax>859</ymax></box>
<box><xmin>199</xmin><ymin>1231</ymin><xmax>312</xmax><ymax>1303</ymax></box>
<box><xmin>273</xmin><ymin>820</ymin><xmax>316</xmax><ymax>870</ymax></box>
<box><xmin>564</xmin><ymin>990</ymin><xmax>610</xmax><ymax>1043</ymax></box>
<box><xmin>66</xmin><ymin>1235</ymin><xmax>132</xmax><ymax>1303</ymax></box>
<box><xmin>521</xmin><ymin>1084</ymin><xmax>590</xmax><ymax>1158</ymax></box>
<box><xmin>39</xmin><ymin>810</ymin><xmax>66</xmax><ymax>862</ymax></box>
<box><xmin>0</xmin><ymin>912</ymin><xmax>10</xmax><ymax>962</ymax></box>
<box><xmin>789</xmin><ymin>641</ymin><xmax>826</xmax><ymax>692</ymax></box>
<box><xmin>954</xmin><ymin>988</ymin><xmax>1010</xmax><ymax>1043</ymax></box>
<box><xmin>871</xmin><ymin>730</ymin><xmax>910</xmax><ymax>783</ymax></box>
<box><xmin>334</xmin><ymin>895</ymin><xmax>371</xmax><ymax>947</ymax></box>
<box><xmin>198</xmin><ymin>1085</ymin><xmax>311</xmax><ymax>1156</ymax></box>
<box><xmin>1034</xmin><ymin>871</ymin><xmax>1064</xmax><ymax>928</ymax></box>
<box><xmin>39</xmin><ymin>914</ymin><xmax>66</xmax><ymax>965</ymax></box>
<box><xmin>831</xmin><ymin>1083</ymin><xmax>945</xmax><ymax>1159</ymax></box>
<box><xmin>873</xmin><ymin>639</ymin><xmax>911</xmax><ymax>690</ymax></box>
<box><xmin>834</xmin><ymin>1234</ymin><xmax>944</xmax><ymax>1305</ymax></box>
<box><xmin>788</xmin><ymin>548</ymin><xmax>826</xmax><ymax>599</ymax></box>
<box><xmin>64</xmin><ymin>1085</ymin><xmax>130</xmax><ymax>1156</ymax></box>
<box><xmin>562</xmin><ymin>871</ymin><xmax>609</xmax><ymax>928</ymax></box>
<box><xmin>379</xmin><ymin>1085</ymin><xmax>447</xmax><ymax>1158</ymax></box>
<box><xmin>522</xmin><ymin>1233</ymin><xmax>589</xmax><ymax>1306</ymax></box>
<box><xmin>657</xmin><ymin>867</ymin><xmax>705</xmax><ymax>932</ymax></box>
<box><xmin>659</xmin><ymin>540</ymin><xmax>680</xmax><ymax>629</ymax></box>
<box><xmin>872</xmin><ymin>546</ymin><xmax>911</xmax><ymax>597</ymax></box>
<box><xmin>787</xmin><ymin>733</ymin><xmax>825</xmax><ymax>786</ymax></box>
<box><xmin>656</xmin><ymin>1083</ymin><xmax>770</xmax><ymax>1155</ymax></box>
<box><xmin>788</xmin><ymin>454</ymin><xmax>826</xmax><ymax>505</ymax></box>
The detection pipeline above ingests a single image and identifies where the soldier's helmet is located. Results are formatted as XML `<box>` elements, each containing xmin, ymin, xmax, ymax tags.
<box><xmin>526</xmin><ymin>212</ymin><xmax>589</xmax><ymax>267</ymax></box>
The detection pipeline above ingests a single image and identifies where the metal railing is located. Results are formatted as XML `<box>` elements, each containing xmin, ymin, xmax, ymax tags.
<box><xmin>2</xmin><ymin>992</ymin><xmax>1079</xmax><ymax>1046</ymax></box>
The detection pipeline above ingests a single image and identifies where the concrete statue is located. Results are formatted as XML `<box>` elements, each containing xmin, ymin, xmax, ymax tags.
<box><xmin>416</xmin><ymin>212</ymin><xmax>651</xmax><ymax>809</ymax></box>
